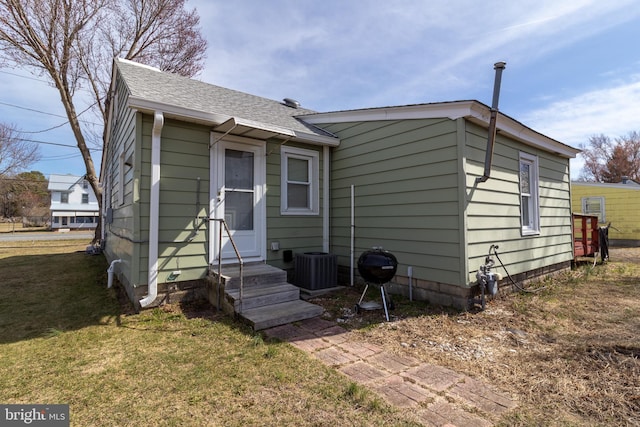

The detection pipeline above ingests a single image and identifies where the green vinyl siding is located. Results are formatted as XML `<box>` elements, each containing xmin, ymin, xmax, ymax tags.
<box><xmin>103</xmin><ymin>72</ymin><xmax>137</xmax><ymax>291</ymax></box>
<box><xmin>138</xmin><ymin>118</ymin><xmax>211</xmax><ymax>285</ymax></box>
<box><xmin>322</xmin><ymin>118</ymin><xmax>462</xmax><ymax>285</ymax></box>
<box><xmin>464</xmin><ymin>121</ymin><xmax>573</xmax><ymax>283</ymax></box>
<box><xmin>265</xmin><ymin>139</ymin><xmax>325</xmax><ymax>269</ymax></box>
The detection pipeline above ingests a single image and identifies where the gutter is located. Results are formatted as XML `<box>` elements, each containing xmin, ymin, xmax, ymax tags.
<box><xmin>140</xmin><ymin>111</ymin><xmax>164</xmax><ymax>308</ymax></box>
<box><xmin>476</xmin><ymin>61</ymin><xmax>506</xmax><ymax>184</ymax></box>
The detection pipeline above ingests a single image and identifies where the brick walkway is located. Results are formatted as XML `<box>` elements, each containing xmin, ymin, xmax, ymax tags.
<box><xmin>264</xmin><ymin>317</ymin><xmax>516</xmax><ymax>427</ymax></box>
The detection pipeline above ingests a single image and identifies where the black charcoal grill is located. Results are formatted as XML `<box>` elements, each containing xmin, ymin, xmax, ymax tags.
<box><xmin>355</xmin><ymin>247</ymin><xmax>398</xmax><ymax>321</ymax></box>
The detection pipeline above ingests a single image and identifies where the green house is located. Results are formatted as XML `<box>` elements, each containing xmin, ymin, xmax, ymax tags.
<box><xmin>103</xmin><ymin>58</ymin><xmax>579</xmax><ymax>324</ymax></box>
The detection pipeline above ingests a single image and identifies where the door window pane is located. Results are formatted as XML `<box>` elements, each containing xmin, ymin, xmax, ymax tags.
<box><xmin>225</xmin><ymin>149</ymin><xmax>253</xmax><ymax>189</ymax></box>
<box><xmin>225</xmin><ymin>191</ymin><xmax>253</xmax><ymax>230</ymax></box>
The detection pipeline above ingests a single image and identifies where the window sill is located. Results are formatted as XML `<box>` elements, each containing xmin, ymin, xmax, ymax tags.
<box><xmin>281</xmin><ymin>210</ymin><xmax>319</xmax><ymax>216</ymax></box>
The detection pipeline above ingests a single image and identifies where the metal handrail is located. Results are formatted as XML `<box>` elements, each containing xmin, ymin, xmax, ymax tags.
<box><xmin>210</xmin><ymin>218</ymin><xmax>244</xmax><ymax>313</ymax></box>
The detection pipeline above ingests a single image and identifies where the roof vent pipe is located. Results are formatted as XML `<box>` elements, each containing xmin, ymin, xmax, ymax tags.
<box><xmin>476</xmin><ymin>61</ymin><xmax>506</xmax><ymax>184</ymax></box>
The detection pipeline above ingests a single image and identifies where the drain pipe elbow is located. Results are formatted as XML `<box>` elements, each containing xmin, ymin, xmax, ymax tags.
<box><xmin>107</xmin><ymin>259</ymin><xmax>123</xmax><ymax>288</ymax></box>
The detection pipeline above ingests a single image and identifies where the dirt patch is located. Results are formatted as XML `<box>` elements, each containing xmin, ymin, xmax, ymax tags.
<box><xmin>310</xmin><ymin>248</ymin><xmax>640</xmax><ymax>426</ymax></box>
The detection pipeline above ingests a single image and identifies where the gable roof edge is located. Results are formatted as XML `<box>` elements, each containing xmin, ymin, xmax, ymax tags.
<box><xmin>301</xmin><ymin>100</ymin><xmax>580</xmax><ymax>158</ymax></box>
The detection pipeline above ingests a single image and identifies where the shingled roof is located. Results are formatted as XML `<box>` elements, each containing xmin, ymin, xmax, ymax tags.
<box><xmin>114</xmin><ymin>58</ymin><xmax>337</xmax><ymax>144</ymax></box>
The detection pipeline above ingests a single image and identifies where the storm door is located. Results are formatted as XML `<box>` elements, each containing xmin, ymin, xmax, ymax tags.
<box><xmin>212</xmin><ymin>139</ymin><xmax>265</xmax><ymax>262</ymax></box>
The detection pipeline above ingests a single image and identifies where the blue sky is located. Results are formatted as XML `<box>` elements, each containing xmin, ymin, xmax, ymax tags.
<box><xmin>1</xmin><ymin>0</ymin><xmax>640</xmax><ymax>179</ymax></box>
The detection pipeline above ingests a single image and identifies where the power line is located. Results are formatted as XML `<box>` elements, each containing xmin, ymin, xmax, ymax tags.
<box><xmin>16</xmin><ymin>137</ymin><xmax>102</xmax><ymax>152</ymax></box>
<box><xmin>0</xmin><ymin>69</ymin><xmax>48</xmax><ymax>83</ymax></box>
<box><xmin>0</xmin><ymin>101</ymin><xmax>101</xmax><ymax>126</ymax></box>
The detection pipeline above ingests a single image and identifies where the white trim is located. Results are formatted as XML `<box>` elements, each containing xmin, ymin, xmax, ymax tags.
<box><xmin>519</xmin><ymin>151</ymin><xmax>540</xmax><ymax>236</ymax></box>
<box><xmin>301</xmin><ymin>100</ymin><xmax>580</xmax><ymax>158</ymax></box>
<box><xmin>582</xmin><ymin>196</ymin><xmax>606</xmax><ymax>222</ymax></box>
<box><xmin>210</xmin><ymin>132</ymin><xmax>266</xmax><ymax>263</ymax></box>
<box><xmin>281</xmin><ymin>146</ymin><xmax>320</xmax><ymax>216</ymax></box>
<box><xmin>572</xmin><ymin>181</ymin><xmax>640</xmax><ymax>190</ymax></box>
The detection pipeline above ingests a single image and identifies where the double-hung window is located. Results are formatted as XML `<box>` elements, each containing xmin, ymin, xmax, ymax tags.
<box><xmin>582</xmin><ymin>196</ymin><xmax>605</xmax><ymax>222</ymax></box>
<box><xmin>281</xmin><ymin>146</ymin><xmax>319</xmax><ymax>215</ymax></box>
<box><xmin>519</xmin><ymin>152</ymin><xmax>540</xmax><ymax>235</ymax></box>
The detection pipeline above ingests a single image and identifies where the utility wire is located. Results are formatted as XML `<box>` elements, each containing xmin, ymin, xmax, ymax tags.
<box><xmin>0</xmin><ymin>101</ymin><xmax>101</xmax><ymax>126</ymax></box>
<box><xmin>15</xmin><ymin>137</ymin><xmax>101</xmax><ymax>152</ymax></box>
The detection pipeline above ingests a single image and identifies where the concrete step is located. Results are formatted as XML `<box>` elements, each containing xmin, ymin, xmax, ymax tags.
<box><xmin>225</xmin><ymin>283</ymin><xmax>300</xmax><ymax>311</ymax></box>
<box><xmin>211</xmin><ymin>263</ymin><xmax>287</xmax><ymax>289</ymax></box>
<box><xmin>240</xmin><ymin>300</ymin><xmax>324</xmax><ymax>331</ymax></box>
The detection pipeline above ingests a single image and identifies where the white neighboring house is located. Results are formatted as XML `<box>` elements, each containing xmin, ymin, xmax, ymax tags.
<box><xmin>48</xmin><ymin>174</ymin><xmax>99</xmax><ymax>230</ymax></box>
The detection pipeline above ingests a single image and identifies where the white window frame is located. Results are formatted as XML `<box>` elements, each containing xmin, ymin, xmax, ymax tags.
<box><xmin>281</xmin><ymin>146</ymin><xmax>319</xmax><ymax>215</ymax></box>
<box><xmin>519</xmin><ymin>152</ymin><xmax>540</xmax><ymax>235</ymax></box>
<box><xmin>582</xmin><ymin>196</ymin><xmax>605</xmax><ymax>222</ymax></box>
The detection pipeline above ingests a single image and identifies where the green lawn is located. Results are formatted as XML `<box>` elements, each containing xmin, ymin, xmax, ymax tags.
<box><xmin>0</xmin><ymin>240</ymin><xmax>420</xmax><ymax>426</ymax></box>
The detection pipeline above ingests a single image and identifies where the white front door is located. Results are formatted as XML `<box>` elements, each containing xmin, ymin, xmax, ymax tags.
<box><xmin>212</xmin><ymin>137</ymin><xmax>265</xmax><ymax>262</ymax></box>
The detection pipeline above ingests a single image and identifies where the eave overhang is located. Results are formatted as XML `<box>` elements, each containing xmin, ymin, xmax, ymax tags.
<box><xmin>300</xmin><ymin>100</ymin><xmax>580</xmax><ymax>158</ymax></box>
<box><xmin>127</xmin><ymin>96</ymin><xmax>340</xmax><ymax>147</ymax></box>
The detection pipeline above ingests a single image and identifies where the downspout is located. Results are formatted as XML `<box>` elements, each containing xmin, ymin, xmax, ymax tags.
<box><xmin>323</xmin><ymin>145</ymin><xmax>330</xmax><ymax>253</ymax></box>
<box><xmin>140</xmin><ymin>111</ymin><xmax>164</xmax><ymax>308</ymax></box>
<box><xmin>476</xmin><ymin>61</ymin><xmax>506</xmax><ymax>184</ymax></box>
<box><xmin>107</xmin><ymin>259</ymin><xmax>122</xmax><ymax>288</ymax></box>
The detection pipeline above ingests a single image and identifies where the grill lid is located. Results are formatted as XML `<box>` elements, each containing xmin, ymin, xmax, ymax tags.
<box><xmin>357</xmin><ymin>247</ymin><xmax>398</xmax><ymax>284</ymax></box>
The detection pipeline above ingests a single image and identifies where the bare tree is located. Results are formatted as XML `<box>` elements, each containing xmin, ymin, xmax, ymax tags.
<box><xmin>579</xmin><ymin>132</ymin><xmax>640</xmax><ymax>182</ymax></box>
<box><xmin>0</xmin><ymin>123</ymin><xmax>39</xmax><ymax>176</ymax></box>
<box><xmin>0</xmin><ymin>0</ymin><xmax>207</xmax><ymax>240</ymax></box>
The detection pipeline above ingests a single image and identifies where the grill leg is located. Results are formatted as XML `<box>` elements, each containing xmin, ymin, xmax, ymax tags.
<box><xmin>357</xmin><ymin>284</ymin><xmax>369</xmax><ymax>305</ymax></box>
<box><xmin>381</xmin><ymin>285</ymin><xmax>390</xmax><ymax>322</ymax></box>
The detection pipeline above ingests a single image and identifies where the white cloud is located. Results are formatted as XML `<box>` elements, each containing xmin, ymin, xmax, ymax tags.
<box><xmin>523</xmin><ymin>74</ymin><xmax>640</xmax><ymax>146</ymax></box>
<box><xmin>189</xmin><ymin>0</ymin><xmax>640</xmax><ymax>110</ymax></box>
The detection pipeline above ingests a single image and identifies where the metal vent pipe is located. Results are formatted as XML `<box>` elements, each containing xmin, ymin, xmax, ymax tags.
<box><xmin>476</xmin><ymin>61</ymin><xmax>506</xmax><ymax>183</ymax></box>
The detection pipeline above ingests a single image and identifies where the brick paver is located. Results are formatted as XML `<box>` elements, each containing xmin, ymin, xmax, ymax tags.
<box><xmin>336</xmin><ymin>340</ymin><xmax>383</xmax><ymax>358</ymax></box>
<box><xmin>339</xmin><ymin>360</ymin><xmax>389</xmax><ymax>383</ymax></box>
<box><xmin>367</xmin><ymin>351</ymin><xmax>421</xmax><ymax>373</ymax></box>
<box><xmin>288</xmin><ymin>334</ymin><xmax>331</xmax><ymax>352</ymax></box>
<box><xmin>405</xmin><ymin>364</ymin><xmax>465</xmax><ymax>392</ymax></box>
<box><xmin>374</xmin><ymin>374</ymin><xmax>437</xmax><ymax>407</ymax></box>
<box><xmin>313</xmin><ymin>346</ymin><xmax>361</xmax><ymax>366</ymax></box>
<box><xmin>297</xmin><ymin>316</ymin><xmax>335</xmax><ymax>332</ymax></box>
